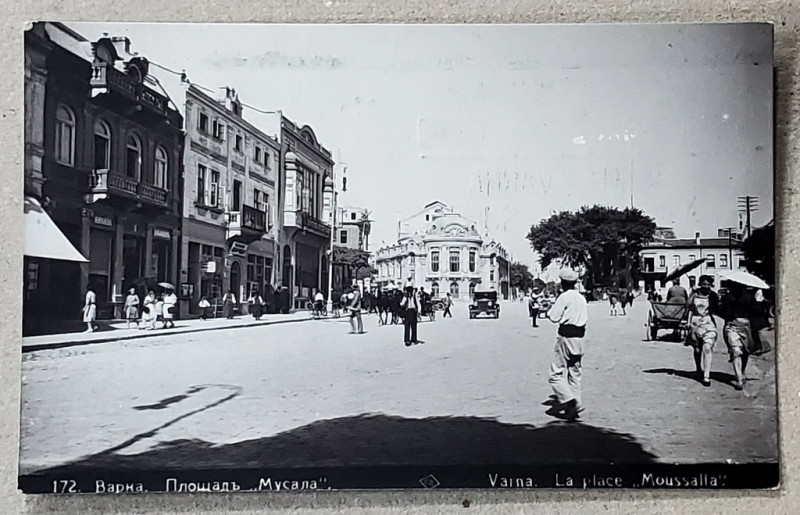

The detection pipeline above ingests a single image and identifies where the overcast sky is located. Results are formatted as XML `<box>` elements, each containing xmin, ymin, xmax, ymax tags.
<box><xmin>70</xmin><ymin>23</ymin><xmax>774</xmax><ymax>270</ymax></box>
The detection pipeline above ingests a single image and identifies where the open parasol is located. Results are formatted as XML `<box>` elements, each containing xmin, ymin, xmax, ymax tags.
<box><xmin>716</xmin><ymin>269</ymin><xmax>770</xmax><ymax>289</ymax></box>
<box><xmin>158</xmin><ymin>282</ymin><xmax>176</xmax><ymax>290</ymax></box>
<box><xmin>664</xmin><ymin>257</ymin><xmax>707</xmax><ymax>283</ymax></box>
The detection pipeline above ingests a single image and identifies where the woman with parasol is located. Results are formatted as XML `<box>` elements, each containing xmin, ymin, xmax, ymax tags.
<box><xmin>717</xmin><ymin>270</ymin><xmax>770</xmax><ymax>391</ymax></box>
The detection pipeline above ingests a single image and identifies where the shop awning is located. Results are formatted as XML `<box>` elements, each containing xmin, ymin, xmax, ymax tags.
<box><xmin>24</xmin><ymin>196</ymin><xmax>88</xmax><ymax>263</ymax></box>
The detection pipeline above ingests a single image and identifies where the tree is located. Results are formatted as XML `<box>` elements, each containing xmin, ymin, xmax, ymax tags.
<box><xmin>742</xmin><ymin>221</ymin><xmax>774</xmax><ymax>284</ymax></box>
<box><xmin>332</xmin><ymin>245</ymin><xmax>377</xmax><ymax>282</ymax></box>
<box><xmin>510</xmin><ymin>262</ymin><xmax>535</xmax><ymax>292</ymax></box>
<box><xmin>526</xmin><ymin>205</ymin><xmax>657</xmax><ymax>288</ymax></box>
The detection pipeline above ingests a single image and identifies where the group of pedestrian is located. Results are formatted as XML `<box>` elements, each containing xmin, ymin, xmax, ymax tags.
<box><xmin>685</xmin><ymin>275</ymin><xmax>770</xmax><ymax>390</ymax></box>
<box><xmin>120</xmin><ymin>287</ymin><xmax>178</xmax><ymax>331</ymax></box>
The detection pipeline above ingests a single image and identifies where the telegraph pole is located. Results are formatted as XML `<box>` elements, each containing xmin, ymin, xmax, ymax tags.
<box><xmin>737</xmin><ymin>196</ymin><xmax>759</xmax><ymax>239</ymax></box>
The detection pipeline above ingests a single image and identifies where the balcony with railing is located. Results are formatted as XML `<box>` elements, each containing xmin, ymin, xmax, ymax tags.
<box><xmin>88</xmin><ymin>169</ymin><xmax>168</xmax><ymax>207</ymax></box>
<box><xmin>287</xmin><ymin>210</ymin><xmax>331</xmax><ymax>239</ymax></box>
<box><xmin>90</xmin><ymin>62</ymin><xmax>182</xmax><ymax>126</ymax></box>
<box><xmin>227</xmin><ymin>204</ymin><xmax>268</xmax><ymax>243</ymax></box>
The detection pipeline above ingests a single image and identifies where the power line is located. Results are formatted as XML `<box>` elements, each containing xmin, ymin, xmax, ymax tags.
<box><xmin>148</xmin><ymin>59</ymin><xmax>282</xmax><ymax>116</ymax></box>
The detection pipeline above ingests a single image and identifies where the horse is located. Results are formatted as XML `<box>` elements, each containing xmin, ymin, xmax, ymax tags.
<box><xmin>377</xmin><ymin>290</ymin><xmax>402</xmax><ymax>325</ymax></box>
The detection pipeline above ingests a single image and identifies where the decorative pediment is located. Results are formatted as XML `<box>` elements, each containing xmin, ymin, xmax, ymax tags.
<box><xmin>444</xmin><ymin>224</ymin><xmax>467</xmax><ymax>237</ymax></box>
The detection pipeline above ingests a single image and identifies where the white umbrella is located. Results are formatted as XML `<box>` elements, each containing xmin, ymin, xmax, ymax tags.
<box><xmin>716</xmin><ymin>269</ymin><xmax>770</xmax><ymax>289</ymax></box>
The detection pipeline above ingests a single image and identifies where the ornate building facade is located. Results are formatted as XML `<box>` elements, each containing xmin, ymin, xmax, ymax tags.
<box><xmin>24</xmin><ymin>23</ymin><xmax>184</xmax><ymax>333</ymax></box>
<box><xmin>179</xmin><ymin>85</ymin><xmax>280</xmax><ymax>316</ymax></box>
<box><xmin>374</xmin><ymin>201</ymin><xmax>511</xmax><ymax>300</ymax></box>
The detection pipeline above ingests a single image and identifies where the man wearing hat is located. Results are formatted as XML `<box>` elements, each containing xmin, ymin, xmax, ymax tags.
<box><xmin>546</xmin><ymin>268</ymin><xmax>589</xmax><ymax>421</ymax></box>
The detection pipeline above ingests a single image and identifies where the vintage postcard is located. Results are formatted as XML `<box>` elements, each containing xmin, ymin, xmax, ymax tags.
<box><xmin>20</xmin><ymin>22</ymin><xmax>776</xmax><ymax>493</ymax></box>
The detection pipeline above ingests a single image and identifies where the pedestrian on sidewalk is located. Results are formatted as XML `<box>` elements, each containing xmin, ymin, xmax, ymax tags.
<box><xmin>400</xmin><ymin>286</ymin><xmax>420</xmax><ymax>346</ymax></box>
<box><xmin>619</xmin><ymin>288</ymin><xmax>630</xmax><ymax>316</ymax></box>
<box><xmin>546</xmin><ymin>268</ymin><xmax>589</xmax><ymax>421</ymax></box>
<box><xmin>124</xmin><ymin>288</ymin><xmax>139</xmax><ymax>329</ymax></box>
<box><xmin>348</xmin><ymin>288</ymin><xmax>364</xmax><ymax>334</ymax></box>
<box><xmin>82</xmin><ymin>284</ymin><xmax>98</xmax><ymax>333</ymax></box>
<box><xmin>248</xmin><ymin>289</ymin><xmax>264</xmax><ymax>320</ymax></box>
<box><xmin>719</xmin><ymin>281</ymin><xmax>759</xmax><ymax>390</ymax></box>
<box><xmin>198</xmin><ymin>296</ymin><xmax>211</xmax><ymax>320</ymax></box>
<box><xmin>140</xmin><ymin>290</ymin><xmax>157</xmax><ymax>330</ymax></box>
<box><xmin>163</xmin><ymin>288</ymin><xmax>178</xmax><ymax>329</ymax></box>
<box><xmin>686</xmin><ymin>275</ymin><xmax>720</xmax><ymax>387</ymax></box>
<box><xmin>443</xmin><ymin>292</ymin><xmax>453</xmax><ymax>318</ymax></box>
<box><xmin>222</xmin><ymin>289</ymin><xmax>236</xmax><ymax>319</ymax></box>
<box><xmin>155</xmin><ymin>293</ymin><xmax>166</xmax><ymax>328</ymax></box>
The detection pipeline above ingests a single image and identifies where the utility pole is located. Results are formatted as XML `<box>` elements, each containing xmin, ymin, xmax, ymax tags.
<box><xmin>721</xmin><ymin>226</ymin><xmax>736</xmax><ymax>270</ymax></box>
<box><xmin>737</xmin><ymin>195</ymin><xmax>759</xmax><ymax>239</ymax></box>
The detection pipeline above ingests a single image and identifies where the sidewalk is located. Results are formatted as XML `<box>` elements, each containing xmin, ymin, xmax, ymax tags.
<box><xmin>22</xmin><ymin>311</ymin><xmax>318</xmax><ymax>352</ymax></box>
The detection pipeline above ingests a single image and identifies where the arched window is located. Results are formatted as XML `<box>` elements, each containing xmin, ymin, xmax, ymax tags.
<box><xmin>431</xmin><ymin>282</ymin><xmax>440</xmax><ymax>298</ymax></box>
<box><xmin>55</xmin><ymin>104</ymin><xmax>76</xmax><ymax>166</ymax></box>
<box><xmin>450</xmin><ymin>281</ymin><xmax>460</xmax><ymax>298</ymax></box>
<box><xmin>155</xmin><ymin>146</ymin><xmax>168</xmax><ymax>189</ymax></box>
<box><xmin>126</xmin><ymin>134</ymin><xmax>142</xmax><ymax>179</ymax></box>
<box><xmin>93</xmin><ymin>120</ymin><xmax>111</xmax><ymax>170</ymax></box>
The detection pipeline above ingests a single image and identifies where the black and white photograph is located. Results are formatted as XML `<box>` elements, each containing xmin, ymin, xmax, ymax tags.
<box><xmin>20</xmin><ymin>22</ymin><xmax>777</xmax><ymax>493</ymax></box>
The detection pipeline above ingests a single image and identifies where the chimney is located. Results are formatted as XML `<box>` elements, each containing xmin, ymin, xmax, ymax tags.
<box><xmin>695</xmin><ymin>231</ymin><xmax>701</xmax><ymax>245</ymax></box>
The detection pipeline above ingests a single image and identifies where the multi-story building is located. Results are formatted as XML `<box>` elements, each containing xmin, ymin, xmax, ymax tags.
<box><xmin>179</xmin><ymin>85</ymin><xmax>280</xmax><ymax>316</ymax></box>
<box><xmin>273</xmin><ymin>118</ymin><xmax>335</xmax><ymax>309</ymax></box>
<box><xmin>374</xmin><ymin>201</ymin><xmax>511</xmax><ymax>300</ymax></box>
<box><xmin>639</xmin><ymin>227</ymin><xmax>746</xmax><ymax>291</ymax></box>
<box><xmin>23</xmin><ymin>23</ymin><xmax>184</xmax><ymax>333</ymax></box>
<box><xmin>336</xmin><ymin>206</ymin><xmax>372</xmax><ymax>251</ymax></box>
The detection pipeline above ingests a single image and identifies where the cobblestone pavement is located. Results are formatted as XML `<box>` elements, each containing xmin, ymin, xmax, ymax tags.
<box><xmin>19</xmin><ymin>299</ymin><xmax>778</xmax><ymax>474</ymax></box>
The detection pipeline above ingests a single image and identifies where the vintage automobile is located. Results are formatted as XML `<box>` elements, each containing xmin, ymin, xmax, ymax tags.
<box><xmin>469</xmin><ymin>290</ymin><xmax>500</xmax><ymax>319</ymax></box>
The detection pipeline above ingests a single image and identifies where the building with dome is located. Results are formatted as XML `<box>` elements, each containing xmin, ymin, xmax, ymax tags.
<box><xmin>374</xmin><ymin>201</ymin><xmax>511</xmax><ymax>300</ymax></box>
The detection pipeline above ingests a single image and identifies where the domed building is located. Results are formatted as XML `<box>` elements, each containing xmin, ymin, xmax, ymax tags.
<box><xmin>374</xmin><ymin>201</ymin><xmax>510</xmax><ymax>300</ymax></box>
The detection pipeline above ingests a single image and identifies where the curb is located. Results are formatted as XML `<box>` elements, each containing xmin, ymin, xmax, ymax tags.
<box><xmin>22</xmin><ymin>315</ymin><xmax>315</xmax><ymax>353</ymax></box>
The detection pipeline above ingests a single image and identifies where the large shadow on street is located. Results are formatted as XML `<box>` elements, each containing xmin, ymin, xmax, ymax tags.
<box><xmin>35</xmin><ymin>413</ymin><xmax>657</xmax><ymax>473</ymax></box>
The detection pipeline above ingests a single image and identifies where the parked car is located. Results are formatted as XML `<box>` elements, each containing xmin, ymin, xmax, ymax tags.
<box><xmin>469</xmin><ymin>290</ymin><xmax>500</xmax><ymax>319</ymax></box>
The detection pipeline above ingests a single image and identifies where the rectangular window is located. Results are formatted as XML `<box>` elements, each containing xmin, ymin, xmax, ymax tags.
<box><xmin>469</xmin><ymin>250</ymin><xmax>476</xmax><ymax>272</ymax></box>
<box><xmin>198</xmin><ymin>112</ymin><xmax>209</xmax><ymax>133</ymax></box>
<box><xmin>253</xmin><ymin>189</ymin><xmax>263</xmax><ymax>212</ymax></box>
<box><xmin>351</xmin><ymin>212</ymin><xmax>357</xmax><ymax>220</ymax></box>
<box><xmin>707</xmin><ymin>254</ymin><xmax>716</xmax><ymax>269</ymax></box>
<box><xmin>659</xmin><ymin>255</ymin><xmax>666</xmax><ymax>268</ymax></box>
<box><xmin>265</xmin><ymin>150</ymin><xmax>271</xmax><ymax>169</ymax></box>
<box><xmin>431</xmin><ymin>250</ymin><xmax>440</xmax><ymax>272</ymax></box>
<box><xmin>673</xmin><ymin>256</ymin><xmax>680</xmax><ymax>267</ymax></box>
<box><xmin>94</xmin><ymin>134</ymin><xmax>109</xmax><ymax>170</ymax></box>
<box><xmin>55</xmin><ymin>118</ymin><xmax>74</xmax><ymax>166</ymax></box>
<box><xmin>212</xmin><ymin>119</ymin><xmax>225</xmax><ymax>140</ymax></box>
<box><xmin>490</xmin><ymin>270</ymin><xmax>495</xmax><ymax>281</ymax></box>
<box><xmin>254</xmin><ymin>146</ymin><xmax>262</xmax><ymax>164</ymax></box>
<box><xmin>196</xmin><ymin>165</ymin><xmax>207</xmax><ymax>203</ymax></box>
<box><xmin>720</xmin><ymin>254</ymin><xmax>728</xmax><ymax>268</ymax></box>
<box><xmin>450</xmin><ymin>250</ymin><xmax>460</xmax><ymax>272</ymax></box>
<box><xmin>235</xmin><ymin>134</ymin><xmax>243</xmax><ymax>152</ymax></box>
<box><xmin>340</xmin><ymin>230</ymin><xmax>348</xmax><ymax>244</ymax></box>
<box><xmin>209</xmin><ymin>170</ymin><xmax>221</xmax><ymax>207</ymax></box>
<box><xmin>232</xmin><ymin>180</ymin><xmax>242</xmax><ymax>211</ymax></box>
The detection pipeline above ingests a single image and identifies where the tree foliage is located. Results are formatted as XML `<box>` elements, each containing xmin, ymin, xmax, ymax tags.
<box><xmin>526</xmin><ymin>205</ymin><xmax>657</xmax><ymax>286</ymax></box>
<box><xmin>332</xmin><ymin>245</ymin><xmax>377</xmax><ymax>279</ymax></box>
<box><xmin>742</xmin><ymin>222</ymin><xmax>774</xmax><ymax>284</ymax></box>
<box><xmin>510</xmin><ymin>262</ymin><xmax>535</xmax><ymax>292</ymax></box>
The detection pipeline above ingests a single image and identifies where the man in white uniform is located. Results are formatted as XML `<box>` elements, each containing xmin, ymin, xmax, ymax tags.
<box><xmin>546</xmin><ymin>268</ymin><xmax>589</xmax><ymax>421</ymax></box>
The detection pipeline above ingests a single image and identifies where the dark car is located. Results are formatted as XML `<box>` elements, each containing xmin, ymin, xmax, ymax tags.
<box><xmin>469</xmin><ymin>290</ymin><xmax>500</xmax><ymax>319</ymax></box>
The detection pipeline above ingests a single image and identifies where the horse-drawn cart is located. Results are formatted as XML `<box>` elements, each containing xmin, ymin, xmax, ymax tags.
<box><xmin>645</xmin><ymin>301</ymin><xmax>690</xmax><ymax>341</ymax></box>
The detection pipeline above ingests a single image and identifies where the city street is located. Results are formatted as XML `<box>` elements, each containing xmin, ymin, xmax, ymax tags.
<box><xmin>20</xmin><ymin>299</ymin><xmax>778</xmax><ymax>476</ymax></box>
